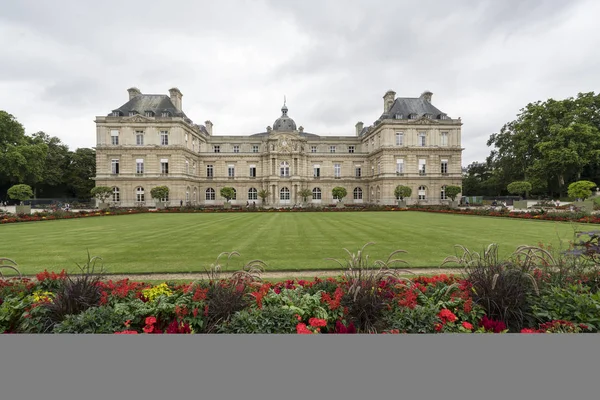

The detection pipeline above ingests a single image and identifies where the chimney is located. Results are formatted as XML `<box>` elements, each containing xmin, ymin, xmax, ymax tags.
<box><xmin>421</xmin><ymin>90</ymin><xmax>433</xmax><ymax>103</ymax></box>
<box><xmin>127</xmin><ymin>87</ymin><xmax>141</xmax><ymax>100</ymax></box>
<box><xmin>205</xmin><ymin>120</ymin><xmax>213</xmax><ymax>135</ymax></box>
<box><xmin>383</xmin><ymin>90</ymin><xmax>396</xmax><ymax>113</ymax></box>
<box><xmin>298</xmin><ymin>126</ymin><xmax>304</xmax><ymax>133</ymax></box>
<box><xmin>169</xmin><ymin>88</ymin><xmax>183</xmax><ymax>111</ymax></box>
<box><xmin>355</xmin><ymin>121</ymin><xmax>364</xmax><ymax>136</ymax></box>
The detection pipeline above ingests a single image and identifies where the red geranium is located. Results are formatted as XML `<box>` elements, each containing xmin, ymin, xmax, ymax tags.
<box><xmin>296</xmin><ymin>323</ymin><xmax>313</xmax><ymax>334</ymax></box>
<box><xmin>438</xmin><ymin>309</ymin><xmax>457</xmax><ymax>324</ymax></box>
<box><xmin>308</xmin><ymin>318</ymin><xmax>327</xmax><ymax>328</ymax></box>
<box><xmin>462</xmin><ymin>321</ymin><xmax>473</xmax><ymax>331</ymax></box>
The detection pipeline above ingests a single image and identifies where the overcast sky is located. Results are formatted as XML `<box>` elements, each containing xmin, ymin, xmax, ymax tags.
<box><xmin>1</xmin><ymin>0</ymin><xmax>599</xmax><ymax>166</ymax></box>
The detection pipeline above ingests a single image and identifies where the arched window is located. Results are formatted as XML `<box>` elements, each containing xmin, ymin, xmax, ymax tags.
<box><xmin>418</xmin><ymin>185</ymin><xmax>427</xmax><ymax>200</ymax></box>
<box><xmin>136</xmin><ymin>187</ymin><xmax>144</xmax><ymax>202</ymax></box>
<box><xmin>440</xmin><ymin>185</ymin><xmax>447</xmax><ymax>200</ymax></box>
<box><xmin>186</xmin><ymin>186</ymin><xmax>190</xmax><ymax>202</ymax></box>
<box><xmin>193</xmin><ymin>188</ymin><xmax>197</xmax><ymax>203</ymax></box>
<box><xmin>248</xmin><ymin>188</ymin><xmax>258</xmax><ymax>200</ymax></box>
<box><xmin>161</xmin><ymin>188</ymin><xmax>169</xmax><ymax>202</ymax></box>
<box><xmin>312</xmin><ymin>187</ymin><xmax>321</xmax><ymax>200</ymax></box>
<box><xmin>112</xmin><ymin>187</ymin><xmax>120</xmax><ymax>202</ymax></box>
<box><xmin>353</xmin><ymin>187</ymin><xmax>362</xmax><ymax>200</ymax></box>
<box><xmin>280</xmin><ymin>187</ymin><xmax>290</xmax><ymax>200</ymax></box>
<box><xmin>280</xmin><ymin>161</ymin><xmax>290</xmax><ymax>177</ymax></box>
<box><xmin>206</xmin><ymin>188</ymin><xmax>215</xmax><ymax>200</ymax></box>
<box><xmin>231</xmin><ymin>188</ymin><xmax>237</xmax><ymax>200</ymax></box>
<box><xmin>376</xmin><ymin>186</ymin><xmax>381</xmax><ymax>201</ymax></box>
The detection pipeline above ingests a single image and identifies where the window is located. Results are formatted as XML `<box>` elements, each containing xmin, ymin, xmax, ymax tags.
<box><xmin>334</xmin><ymin>163</ymin><xmax>341</xmax><ymax>178</ymax></box>
<box><xmin>280</xmin><ymin>187</ymin><xmax>290</xmax><ymax>201</ymax></box>
<box><xmin>312</xmin><ymin>187</ymin><xmax>321</xmax><ymax>200</ymax></box>
<box><xmin>418</xmin><ymin>186</ymin><xmax>426</xmax><ymax>200</ymax></box>
<box><xmin>396</xmin><ymin>159</ymin><xmax>404</xmax><ymax>174</ymax></box>
<box><xmin>371</xmin><ymin>138</ymin><xmax>374</xmax><ymax>148</ymax></box>
<box><xmin>192</xmin><ymin>162</ymin><xmax>196</xmax><ymax>175</ymax></box>
<box><xmin>231</xmin><ymin>188</ymin><xmax>237</xmax><ymax>200</ymax></box>
<box><xmin>160</xmin><ymin>131</ymin><xmax>169</xmax><ymax>145</ymax></box>
<box><xmin>112</xmin><ymin>187</ymin><xmax>120</xmax><ymax>202</ymax></box>
<box><xmin>409</xmin><ymin>113</ymin><xmax>417</xmax><ymax>119</ymax></box>
<box><xmin>186</xmin><ymin>187</ymin><xmax>190</xmax><ymax>202</ymax></box>
<box><xmin>355</xmin><ymin>167</ymin><xmax>362</xmax><ymax>177</ymax></box>
<box><xmin>280</xmin><ymin>161</ymin><xmax>290</xmax><ymax>177</ymax></box>
<box><xmin>205</xmin><ymin>188</ymin><xmax>215</xmax><ymax>200</ymax></box>
<box><xmin>185</xmin><ymin>133</ymin><xmax>188</xmax><ymax>143</ymax></box>
<box><xmin>111</xmin><ymin>159</ymin><xmax>119</xmax><ymax>174</ymax></box>
<box><xmin>353</xmin><ymin>187</ymin><xmax>363</xmax><ymax>200</ymax></box>
<box><xmin>110</xmin><ymin>130</ymin><xmax>119</xmax><ymax>145</ymax></box>
<box><xmin>136</xmin><ymin>187</ymin><xmax>145</xmax><ymax>202</ymax></box>
<box><xmin>311</xmin><ymin>146</ymin><xmax>317</xmax><ymax>153</ymax></box>
<box><xmin>185</xmin><ymin>160</ymin><xmax>190</xmax><ymax>174</ymax></box>
<box><xmin>161</xmin><ymin>111</ymin><xmax>170</xmax><ymax>117</ymax></box>
<box><xmin>248</xmin><ymin>188</ymin><xmax>257</xmax><ymax>200</ymax></box>
<box><xmin>329</xmin><ymin>145</ymin><xmax>336</xmax><ymax>153</ymax></box>
<box><xmin>377</xmin><ymin>162</ymin><xmax>381</xmax><ymax>175</ymax></box>
<box><xmin>206</xmin><ymin>165</ymin><xmax>213</xmax><ymax>178</ymax></box>
<box><xmin>419</xmin><ymin>132</ymin><xmax>426</xmax><ymax>147</ymax></box>
<box><xmin>348</xmin><ymin>145</ymin><xmax>355</xmax><ymax>153</ymax></box>
<box><xmin>249</xmin><ymin>165</ymin><xmax>256</xmax><ymax>178</ymax></box>
<box><xmin>135</xmin><ymin>131</ymin><xmax>144</xmax><ymax>145</ymax></box>
<box><xmin>441</xmin><ymin>132</ymin><xmax>448</xmax><ymax>147</ymax></box>
<box><xmin>145</xmin><ymin>111</ymin><xmax>153</xmax><ymax>117</ymax></box>
<box><xmin>440</xmin><ymin>185</ymin><xmax>447</xmax><ymax>200</ymax></box>
<box><xmin>112</xmin><ymin>111</ymin><xmax>120</xmax><ymax>117</ymax></box>
<box><xmin>228</xmin><ymin>165</ymin><xmax>235</xmax><ymax>178</ymax></box>
<box><xmin>418</xmin><ymin>159</ymin><xmax>426</xmax><ymax>175</ymax></box>
<box><xmin>313</xmin><ymin>165</ymin><xmax>320</xmax><ymax>178</ymax></box>
<box><xmin>129</xmin><ymin>111</ymin><xmax>136</xmax><ymax>117</ymax></box>
<box><xmin>136</xmin><ymin>159</ymin><xmax>144</xmax><ymax>174</ymax></box>
<box><xmin>213</xmin><ymin>145</ymin><xmax>220</xmax><ymax>153</ymax></box>
<box><xmin>233</xmin><ymin>145</ymin><xmax>240</xmax><ymax>153</ymax></box>
<box><xmin>441</xmin><ymin>159</ymin><xmax>448</xmax><ymax>174</ymax></box>
<box><xmin>252</xmin><ymin>145</ymin><xmax>259</xmax><ymax>153</ymax></box>
<box><xmin>192</xmin><ymin>138</ymin><xmax>196</xmax><ymax>152</ymax></box>
<box><xmin>395</xmin><ymin>132</ymin><xmax>404</xmax><ymax>146</ymax></box>
<box><xmin>160</xmin><ymin>159</ymin><xmax>169</xmax><ymax>174</ymax></box>
<box><xmin>161</xmin><ymin>189</ymin><xmax>169</xmax><ymax>202</ymax></box>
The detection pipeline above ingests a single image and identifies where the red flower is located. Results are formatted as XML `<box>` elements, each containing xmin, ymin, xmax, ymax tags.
<box><xmin>145</xmin><ymin>316</ymin><xmax>157</xmax><ymax>325</ymax></box>
<box><xmin>308</xmin><ymin>318</ymin><xmax>327</xmax><ymax>328</ymax></box>
<box><xmin>480</xmin><ymin>316</ymin><xmax>506</xmax><ymax>333</ymax></box>
<box><xmin>296</xmin><ymin>323</ymin><xmax>313</xmax><ymax>334</ymax></box>
<box><xmin>334</xmin><ymin>321</ymin><xmax>356</xmax><ymax>334</ymax></box>
<box><xmin>142</xmin><ymin>325</ymin><xmax>154</xmax><ymax>334</ymax></box>
<box><xmin>438</xmin><ymin>309</ymin><xmax>457</xmax><ymax>324</ymax></box>
<box><xmin>520</xmin><ymin>328</ymin><xmax>541</xmax><ymax>334</ymax></box>
<box><xmin>434</xmin><ymin>323</ymin><xmax>443</xmax><ymax>332</ymax></box>
<box><xmin>462</xmin><ymin>321</ymin><xmax>473</xmax><ymax>331</ymax></box>
<box><xmin>115</xmin><ymin>330</ymin><xmax>138</xmax><ymax>334</ymax></box>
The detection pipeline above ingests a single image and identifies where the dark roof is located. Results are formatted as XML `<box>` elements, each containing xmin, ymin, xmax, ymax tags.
<box><xmin>381</xmin><ymin>97</ymin><xmax>446</xmax><ymax>120</ymax></box>
<box><xmin>110</xmin><ymin>94</ymin><xmax>188</xmax><ymax>119</ymax></box>
<box><xmin>250</xmin><ymin>131</ymin><xmax>320</xmax><ymax>139</ymax></box>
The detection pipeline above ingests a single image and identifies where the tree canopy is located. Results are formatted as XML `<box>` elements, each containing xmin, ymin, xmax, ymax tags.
<box><xmin>394</xmin><ymin>185</ymin><xmax>412</xmax><ymax>200</ymax></box>
<box><xmin>332</xmin><ymin>187</ymin><xmax>347</xmax><ymax>200</ymax></box>
<box><xmin>567</xmin><ymin>180</ymin><xmax>596</xmax><ymax>200</ymax></box>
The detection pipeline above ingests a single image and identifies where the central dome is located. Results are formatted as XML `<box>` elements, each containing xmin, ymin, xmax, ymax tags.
<box><xmin>273</xmin><ymin>104</ymin><xmax>297</xmax><ymax>132</ymax></box>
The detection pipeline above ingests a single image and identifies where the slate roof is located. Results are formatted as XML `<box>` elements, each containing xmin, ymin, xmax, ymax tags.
<box><xmin>110</xmin><ymin>94</ymin><xmax>188</xmax><ymax>119</ymax></box>
<box><xmin>381</xmin><ymin>97</ymin><xmax>447</xmax><ymax>120</ymax></box>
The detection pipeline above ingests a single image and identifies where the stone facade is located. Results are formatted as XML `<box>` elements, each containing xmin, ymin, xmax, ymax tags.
<box><xmin>94</xmin><ymin>88</ymin><xmax>463</xmax><ymax>207</ymax></box>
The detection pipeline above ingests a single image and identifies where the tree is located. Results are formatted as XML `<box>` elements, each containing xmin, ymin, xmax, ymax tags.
<box><xmin>150</xmin><ymin>186</ymin><xmax>170</xmax><ymax>202</ymax></box>
<box><xmin>394</xmin><ymin>185</ymin><xmax>412</xmax><ymax>200</ymax></box>
<box><xmin>298</xmin><ymin>188</ymin><xmax>312</xmax><ymax>202</ymax></box>
<box><xmin>507</xmin><ymin>181</ymin><xmax>532</xmax><ymax>198</ymax></box>
<box><xmin>65</xmin><ymin>148</ymin><xmax>96</xmax><ymax>200</ymax></box>
<box><xmin>445</xmin><ymin>186</ymin><xmax>462</xmax><ymax>201</ymax></box>
<box><xmin>7</xmin><ymin>184</ymin><xmax>33</xmax><ymax>204</ymax></box>
<box><xmin>220</xmin><ymin>187</ymin><xmax>235</xmax><ymax>202</ymax></box>
<box><xmin>258</xmin><ymin>189</ymin><xmax>270</xmax><ymax>204</ymax></box>
<box><xmin>29</xmin><ymin>131</ymin><xmax>70</xmax><ymax>197</ymax></box>
<box><xmin>332</xmin><ymin>187</ymin><xmax>347</xmax><ymax>201</ymax></box>
<box><xmin>567</xmin><ymin>180</ymin><xmax>596</xmax><ymax>200</ymax></box>
<box><xmin>90</xmin><ymin>186</ymin><xmax>112</xmax><ymax>203</ymax></box>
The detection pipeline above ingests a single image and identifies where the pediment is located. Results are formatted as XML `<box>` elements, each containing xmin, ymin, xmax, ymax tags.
<box><xmin>406</xmin><ymin>116</ymin><xmax>440</xmax><ymax>125</ymax></box>
<box><xmin>124</xmin><ymin>114</ymin><xmax>152</xmax><ymax>123</ymax></box>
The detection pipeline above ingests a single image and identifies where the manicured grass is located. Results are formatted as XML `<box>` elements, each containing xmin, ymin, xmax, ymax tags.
<box><xmin>0</xmin><ymin>212</ymin><xmax>580</xmax><ymax>275</ymax></box>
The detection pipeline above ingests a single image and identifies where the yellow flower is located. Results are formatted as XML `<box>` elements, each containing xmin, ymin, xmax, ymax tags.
<box><xmin>142</xmin><ymin>283</ymin><xmax>173</xmax><ymax>302</ymax></box>
<box><xmin>32</xmin><ymin>290</ymin><xmax>54</xmax><ymax>303</ymax></box>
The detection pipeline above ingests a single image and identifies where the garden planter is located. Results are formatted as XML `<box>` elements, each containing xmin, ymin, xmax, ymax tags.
<box><xmin>397</xmin><ymin>200</ymin><xmax>407</xmax><ymax>208</ymax></box>
<box><xmin>155</xmin><ymin>201</ymin><xmax>167</xmax><ymax>210</ymax></box>
<box><xmin>575</xmin><ymin>200</ymin><xmax>594</xmax><ymax>213</ymax></box>
<box><xmin>15</xmin><ymin>205</ymin><xmax>31</xmax><ymax>215</ymax></box>
<box><xmin>513</xmin><ymin>200</ymin><xmax>528</xmax><ymax>210</ymax></box>
<box><xmin>336</xmin><ymin>201</ymin><xmax>345</xmax><ymax>208</ymax></box>
<box><xmin>223</xmin><ymin>202</ymin><xmax>232</xmax><ymax>209</ymax></box>
<box><xmin>450</xmin><ymin>200</ymin><xmax>459</xmax><ymax>209</ymax></box>
<box><xmin>98</xmin><ymin>203</ymin><xmax>109</xmax><ymax>210</ymax></box>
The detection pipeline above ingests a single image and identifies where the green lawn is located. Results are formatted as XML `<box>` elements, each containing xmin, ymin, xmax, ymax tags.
<box><xmin>0</xmin><ymin>212</ymin><xmax>581</xmax><ymax>275</ymax></box>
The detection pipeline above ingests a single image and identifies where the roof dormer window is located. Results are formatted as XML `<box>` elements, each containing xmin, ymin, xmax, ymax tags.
<box><xmin>438</xmin><ymin>114</ymin><xmax>448</xmax><ymax>120</ymax></box>
<box><xmin>161</xmin><ymin>111</ymin><xmax>170</xmax><ymax>117</ymax></box>
<box><xmin>145</xmin><ymin>111</ymin><xmax>154</xmax><ymax>117</ymax></box>
<box><xmin>409</xmin><ymin>113</ymin><xmax>417</xmax><ymax>119</ymax></box>
<box><xmin>424</xmin><ymin>113</ymin><xmax>432</xmax><ymax>119</ymax></box>
<box><xmin>394</xmin><ymin>114</ymin><xmax>403</xmax><ymax>119</ymax></box>
<box><xmin>129</xmin><ymin>111</ymin><xmax>137</xmax><ymax>116</ymax></box>
<box><xmin>112</xmin><ymin>111</ymin><xmax>121</xmax><ymax>117</ymax></box>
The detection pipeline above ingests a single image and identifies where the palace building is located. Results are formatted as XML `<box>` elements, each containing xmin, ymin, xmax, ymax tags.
<box><xmin>93</xmin><ymin>87</ymin><xmax>463</xmax><ymax>207</ymax></box>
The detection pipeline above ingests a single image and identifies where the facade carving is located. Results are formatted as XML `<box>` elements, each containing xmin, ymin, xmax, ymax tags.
<box><xmin>94</xmin><ymin>88</ymin><xmax>463</xmax><ymax>207</ymax></box>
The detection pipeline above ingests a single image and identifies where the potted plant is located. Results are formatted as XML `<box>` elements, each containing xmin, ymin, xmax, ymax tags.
<box><xmin>394</xmin><ymin>185</ymin><xmax>411</xmax><ymax>208</ymax></box>
<box><xmin>507</xmin><ymin>181</ymin><xmax>532</xmax><ymax>210</ymax></box>
<box><xmin>8</xmin><ymin>184</ymin><xmax>33</xmax><ymax>214</ymax></box>
<box><xmin>150</xmin><ymin>186</ymin><xmax>170</xmax><ymax>209</ymax></box>
<box><xmin>220</xmin><ymin>187</ymin><xmax>235</xmax><ymax>208</ymax></box>
<box><xmin>444</xmin><ymin>185</ymin><xmax>462</xmax><ymax>208</ymax></box>
<box><xmin>298</xmin><ymin>188</ymin><xmax>312</xmax><ymax>206</ymax></box>
<box><xmin>332</xmin><ymin>186</ymin><xmax>347</xmax><ymax>208</ymax></box>
<box><xmin>568</xmin><ymin>180</ymin><xmax>596</xmax><ymax>213</ymax></box>
<box><xmin>258</xmin><ymin>189</ymin><xmax>270</xmax><ymax>207</ymax></box>
<box><xmin>90</xmin><ymin>186</ymin><xmax>113</xmax><ymax>210</ymax></box>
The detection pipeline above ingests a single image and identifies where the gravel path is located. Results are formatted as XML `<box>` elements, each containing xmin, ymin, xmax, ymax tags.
<box><xmin>100</xmin><ymin>267</ymin><xmax>462</xmax><ymax>282</ymax></box>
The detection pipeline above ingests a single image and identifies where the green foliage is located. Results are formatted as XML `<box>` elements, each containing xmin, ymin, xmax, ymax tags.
<box><xmin>64</xmin><ymin>148</ymin><xmax>96</xmax><ymax>200</ymax></box>
<box><xmin>150</xmin><ymin>186</ymin><xmax>169</xmax><ymax>201</ymax></box>
<box><xmin>218</xmin><ymin>307</ymin><xmax>299</xmax><ymax>334</ymax></box>
<box><xmin>444</xmin><ymin>185</ymin><xmax>461</xmax><ymax>201</ymax></box>
<box><xmin>220</xmin><ymin>187</ymin><xmax>235</xmax><ymax>202</ymax></box>
<box><xmin>258</xmin><ymin>189</ymin><xmax>270</xmax><ymax>203</ymax></box>
<box><xmin>507</xmin><ymin>181</ymin><xmax>532</xmax><ymax>196</ymax></box>
<box><xmin>394</xmin><ymin>185</ymin><xmax>412</xmax><ymax>200</ymax></box>
<box><xmin>567</xmin><ymin>180</ymin><xmax>596</xmax><ymax>200</ymax></box>
<box><xmin>298</xmin><ymin>188</ymin><xmax>312</xmax><ymax>202</ymax></box>
<box><xmin>90</xmin><ymin>186</ymin><xmax>113</xmax><ymax>202</ymax></box>
<box><xmin>52</xmin><ymin>306</ymin><xmax>128</xmax><ymax>333</ymax></box>
<box><xmin>7</xmin><ymin>184</ymin><xmax>33</xmax><ymax>202</ymax></box>
<box><xmin>332</xmin><ymin>186</ymin><xmax>347</xmax><ymax>200</ymax></box>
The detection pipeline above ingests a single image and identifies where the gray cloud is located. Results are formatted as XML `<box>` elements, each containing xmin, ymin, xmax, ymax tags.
<box><xmin>0</xmin><ymin>0</ymin><xmax>598</xmax><ymax>165</ymax></box>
